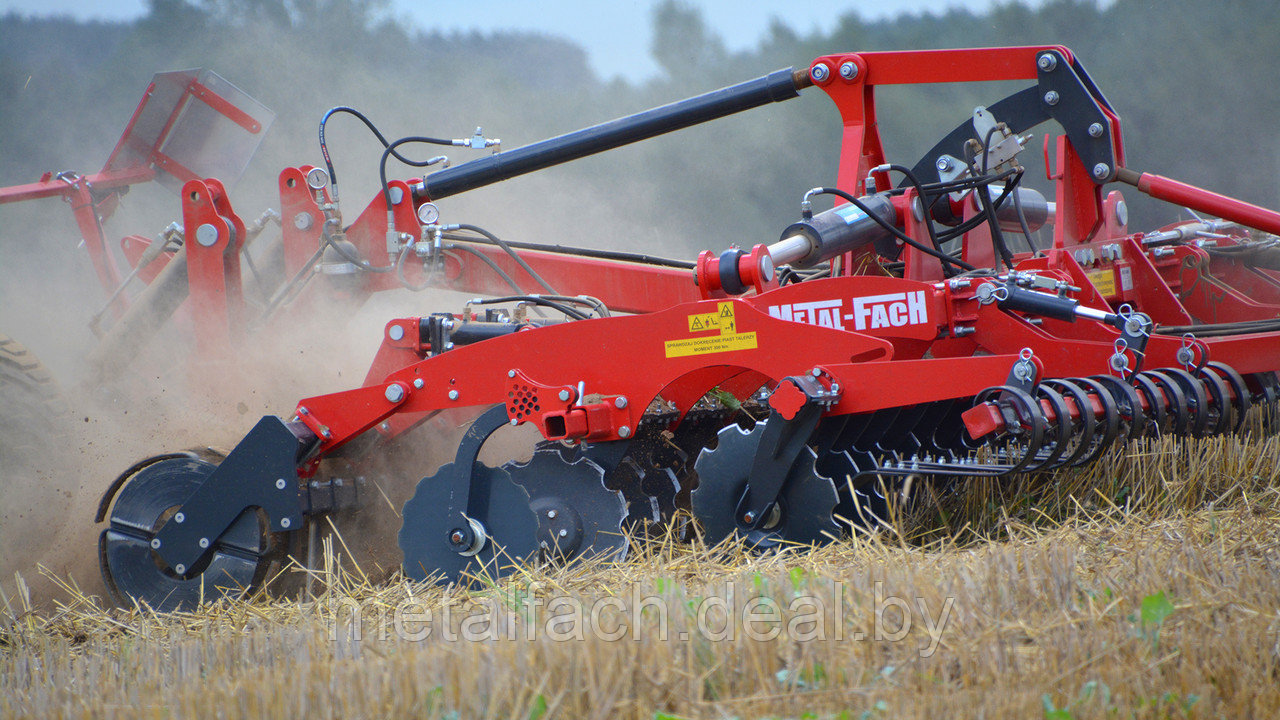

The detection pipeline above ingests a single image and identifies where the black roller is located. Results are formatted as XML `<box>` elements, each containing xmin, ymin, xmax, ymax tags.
<box><xmin>99</xmin><ymin>456</ymin><xmax>271</xmax><ymax>612</ymax></box>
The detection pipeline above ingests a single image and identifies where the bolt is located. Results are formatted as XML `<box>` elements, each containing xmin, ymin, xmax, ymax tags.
<box><xmin>276</xmin><ymin>478</ymin><xmax>288</xmax><ymax>490</ymax></box>
<box><xmin>1088</xmin><ymin>122</ymin><xmax>1105</xmax><ymax>138</ymax></box>
<box><xmin>388</xmin><ymin>325</ymin><xmax>405</xmax><ymax>341</ymax></box>
<box><xmin>150</xmin><ymin>538</ymin><xmax>161</xmax><ymax>549</ymax></box>
<box><xmin>448</xmin><ymin>389</ymin><xmax>460</xmax><ymax>400</ymax></box>
<box><xmin>618</xmin><ymin>426</ymin><xmax>631</xmax><ymax>439</ymax></box>
<box><xmin>558</xmin><ymin>529</ymin><xmax>568</xmax><ymax>538</ymax></box>
<box><xmin>1037</xmin><ymin>53</ymin><xmax>1058</xmax><ymax>72</ymax></box>
<box><xmin>1043</xmin><ymin>90</ymin><xmax>1060</xmax><ymax>106</ymax></box>
<box><xmin>444</xmin><ymin>342</ymin><xmax>454</xmax><ymax>350</ymax></box>
<box><xmin>414</xmin><ymin>378</ymin><xmax>425</xmax><ymax>389</ymax></box>
<box><xmin>558</xmin><ymin>389</ymin><xmax>571</xmax><ymax>402</ymax></box>
<box><xmin>293</xmin><ymin>212</ymin><xmax>314</xmax><ymax>230</ymax></box>
<box><xmin>388</xmin><ymin>186</ymin><xmax>404</xmax><ymax>205</ymax></box>
<box><xmin>1093</xmin><ymin>163</ymin><xmax>1110</xmax><ymax>179</ymax></box>
<box><xmin>174</xmin><ymin>512</ymin><xmax>185</xmax><ymax>524</ymax></box>
<box><xmin>508</xmin><ymin>370</ymin><xmax>517</xmax><ymax>378</ymax></box>
<box><xmin>281</xmin><ymin>517</ymin><xmax>292</xmax><ymax>529</ymax></box>
<box><xmin>195</xmin><ymin>223</ymin><xmax>219</xmax><ymax>247</ymax></box>
<box><xmin>510</xmin><ymin>419</ymin><xmax>519</xmax><ymax>426</ymax></box>
<box><xmin>298</xmin><ymin>407</ymin><xmax>310</xmax><ymax>415</ymax></box>
<box><xmin>321</xmin><ymin>426</ymin><xmax>333</xmax><ymax>439</ymax></box>
<box><xmin>614</xmin><ymin>396</ymin><xmax>628</xmax><ymax>409</ymax></box>
<box><xmin>385</xmin><ymin>383</ymin><xmax>406</xmax><ymax>403</ymax></box>
<box><xmin>839</xmin><ymin>61</ymin><xmax>858</xmax><ymax>80</ymax></box>
<box><xmin>450</xmin><ymin>530</ymin><xmax>466</xmax><ymax>545</ymax></box>
<box><xmin>199</xmin><ymin>537</ymin><xmax>210</xmax><ymax>549</ymax></box>
<box><xmin>1115</xmin><ymin>201</ymin><xmax>1129</xmax><ymax>227</ymax></box>
<box><xmin>743</xmin><ymin>511</ymin><xmax>756</xmax><ymax>524</ymax></box>
<box><xmin>811</xmin><ymin>367</ymin><xmax>822</xmax><ymax>377</ymax></box>
<box><xmin>548</xmin><ymin>510</ymin><xmax>558</xmax><ymax>519</ymax></box>
<box><xmin>175</xmin><ymin>564</ymin><xmax>186</xmax><ymax>575</ymax></box>
<box><xmin>810</xmin><ymin>64</ymin><xmax>829</xmax><ymax>83</ymax></box>
<box><xmin>378</xmin><ymin>422</ymin><xmax>391</xmax><ymax>432</ymax></box>
<box><xmin>936</xmin><ymin>157</ymin><xmax>953</xmax><ymax>173</ymax></box>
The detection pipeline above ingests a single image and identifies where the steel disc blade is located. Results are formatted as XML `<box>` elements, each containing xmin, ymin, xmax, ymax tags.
<box><xmin>100</xmin><ymin>457</ymin><xmax>268</xmax><ymax>611</ymax></box>
<box><xmin>399</xmin><ymin>462</ymin><xmax>540</xmax><ymax>585</ymax></box>
<box><xmin>691</xmin><ymin>420</ymin><xmax>839</xmax><ymax>550</ymax></box>
<box><xmin>508</xmin><ymin>445</ymin><xmax>629</xmax><ymax>563</ymax></box>
<box><xmin>820</xmin><ymin>449</ymin><xmax>890</xmax><ymax>534</ymax></box>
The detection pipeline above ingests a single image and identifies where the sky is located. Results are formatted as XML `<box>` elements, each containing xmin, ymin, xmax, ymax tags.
<box><xmin>0</xmin><ymin>0</ymin><xmax>1026</xmax><ymax>82</ymax></box>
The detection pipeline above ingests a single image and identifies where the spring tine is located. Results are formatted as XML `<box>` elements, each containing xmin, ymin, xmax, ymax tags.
<box><xmin>1089</xmin><ymin>374</ymin><xmax>1149</xmax><ymax>441</ymax></box>
<box><xmin>1130</xmin><ymin>373</ymin><xmax>1170</xmax><ymax>437</ymax></box>
<box><xmin>1142</xmin><ymin>370</ymin><xmax>1192</xmax><ymax>436</ymax></box>
<box><xmin>1041</xmin><ymin>378</ymin><xmax>1099</xmax><ymax>468</ymax></box>
<box><xmin>1159</xmin><ymin>367</ymin><xmax>1211</xmax><ymax>437</ymax></box>
<box><xmin>1191</xmin><ymin>365</ymin><xmax>1233</xmax><ymax>436</ymax></box>
<box><xmin>972</xmin><ymin>385</ymin><xmax>1047</xmax><ymax>476</ymax></box>
<box><xmin>1203</xmin><ymin>361</ymin><xmax>1252</xmax><ymax>434</ymax></box>
<box><xmin>1065</xmin><ymin>377</ymin><xmax>1122</xmax><ymax>466</ymax></box>
<box><xmin>1022</xmin><ymin>384</ymin><xmax>1072</xmax><ymax>472</ymax></box>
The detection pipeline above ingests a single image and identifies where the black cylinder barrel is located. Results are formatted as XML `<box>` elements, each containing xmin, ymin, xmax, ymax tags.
<box><xmin>419</xmin><ymin>68</ymin><xmax>805</xmax><ymax>201</ymax></box>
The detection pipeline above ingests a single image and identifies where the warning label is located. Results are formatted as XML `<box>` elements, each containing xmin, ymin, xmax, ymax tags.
<box><xmin>666</xmin><ymin>301</ymin><xmax>758</xmax><ymax>357</ymax></box>
<box><xmin>665</xmin><ymin>332</ymin><xmax>758</xmax><ymax>358</ymax></box>
<box><xmin>1087</xmin><ymin>268</ymin><xmax>1117</xmax><ymax>297</ymax></box>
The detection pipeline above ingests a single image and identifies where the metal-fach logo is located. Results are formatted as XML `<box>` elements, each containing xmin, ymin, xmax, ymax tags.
<box><xmin>768</xmin><ymin>291</ymin><xmax>928</xmax><ymax>332</ymax></box>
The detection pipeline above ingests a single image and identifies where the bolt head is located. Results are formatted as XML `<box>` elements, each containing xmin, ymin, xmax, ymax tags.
<box><xmin>838</xmin><ymin>60</ymin><xmax>858</xmax><ymax>79</ymax></box>
<box><xmin>936</xmin><ymin>157</ymin><xmax>953</xmax><ymax>172</ymax></box>
<box><xmin>508</xmin><ymin>370</ymin><xmax>517</xmax><ymax>378</ymax></box>
<box><xmin>558</xmin><ymin>389</ymin><xmax>571</xmax><ymax>401</ymax></box>
<box><xmin>413</xmin><ymin>378</ymin><xmax>425</xmax><ymax>389</ymax></box>
<box><xmin>548</xmin><ymin>510</ymin><xmax>558</xmax><ymax>519</ymax></box>
<box><xmin>1093</xmin><ymin>163</ymin><xmax>1110</xmax><ymax>179</ymax></box>
<box><xmin>1088</xmin><ymin>122</ymin><xmax>1105</xmax><ymax>138</ymax></box>
<box><xmin>388</xmin><ymin>325</ymin><xmax>405</xmax><ymax>341</ymax></box>
<box><xmin>280</xmin><ymin>517</ymin><xmax>291</xmax><ymax>529</ymax></box>
<box><xmin>293</xmin><ymin>212</ymin><xmax>314</xmax><ymax>231</ymax></box>
<box><xmin>1043</xmin><ymin>90</ymin><xmax>1060</xmax><ymax>105</ymax></box>
<box><xmin>743</xmin><ymin>511</ymin><xmax>756</xmax><ymax>524</ymax></box>
<box><xmin>276</xmin><ymin>478</ymin><xmax>288</xmax><ymax>490</ymax></box>
<box><xmin>385</xmin><ymin>383</ymin><xmax>406</xmax><ymax>403</ymax></box>
<box><xmin>450</xmin><ymin>530</ymin><xmax>466</xmax><ymax>545</ymax></box>
<box><xmin>809</xmin><ymin>63</ymin><xmax>830</xmax><ymax>83</ymax></box>
<box><xmin>448</xmin><ymin>389</ymin><xmax>460</xmax><ymax>400</ymax></box>
<box><xmin>174</xmin><ymin>512</ymin><xmax>185</xmax><ymax>523</ymax></box>
<box><xmin>199</xmin><ymin>537</ymin><xmax>210</xmax><ymax>549</ymax></box>
<box><xmin>174</xmin><ymin>564</ymin><xmax>186</xmax><ymax>575</ymax></box>
<box><xmin>150</xmin><ymin>538</ymin><xmax>161</xmax><ymax>549</ymax></box>
<box><xmin>618</xmin><ymin>426</ymin><xmax>631</xmax><ymax>439</ymax></box>
<box><xmin>195</xmin><ymin>223</ymin><xmax>219</xmax><ymax>247</ymax></box>
<box><xmin>1037</xmin><ymin>53</ymin><xmax>1058</xmax><ymax>72</ymax></box>
<box><xmin>614</xmin><ymin>396</ymin><xmax>628</xmax><ymax>409</ymax></box>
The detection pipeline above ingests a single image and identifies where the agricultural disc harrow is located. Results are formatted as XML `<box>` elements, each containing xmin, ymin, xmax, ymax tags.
<box><xmin>77</xmin><ymin>46</ymin><xmax>1280</xmax><ymax>610</ymax></box>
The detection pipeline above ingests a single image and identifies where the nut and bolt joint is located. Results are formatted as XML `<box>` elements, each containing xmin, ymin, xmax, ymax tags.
<box><xmin>810</xmin><ymin>64</ymin><xmax>830</xmax><ymax>83</ymax></box>
<box><xmin>936</xmin><ymin>157</ymin><xmax>953</xmax><ymax>172</ymax></box>
<box><xmin>618</xmin><ymin>426</ymin><xmax>631</xmax><ymax>439</ymax></box>
<box><xmin>614</xmin><ymin>396</ymin><xmax>628</xmax><ymax>409</ymax></box>
<box><xmin>1093</xmin><ymin>163</ymin><xmax>1111</xmax><ymax>179</ymax></box>
<box><xmin>448</xmin><ymin>389</ymin><xmax>460</xmax><ymax>400</ymax></box>
<box><xmin>1043</xmin><ymin>90</ymin><xmax>1060</xmax><ymax>106</ymax></box>
<box><xmin>174</xmin><ymin>512</ymin><xmax>185</xmax><ymax>523</ymax></box>
<box><xmin>558</xmin><ymin>389</ymin><xmax>571</xmax><ymax>401</ymax></box>
<box><xmin>385</xmin><ymin>383</ymin><xmax>406</xmax><ymax>403</ymax></box>
<box><xmin>839</xmin><ymin>61</ymin><xmax>858</xmax><ymax>80</ymax></box>
<box><xmin>1037</xmin><ymin>53</ymin><xmax>1058</xmax><ymax>72</ymax></box>
<box><xmin>276</xmin><ymin>478</ymin><xmax>288</xmax><ymax>490</ymax></box>
<box><xmin>1088</xmin><ymin>122</ymin><xmax>1105</xmax><ymax>138</ymax></box>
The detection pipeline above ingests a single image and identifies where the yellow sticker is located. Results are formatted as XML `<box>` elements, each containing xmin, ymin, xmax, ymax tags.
<box><xmin>667</xmin><ymin>302</ymin><xmax>754</xmax><ymax>357</ymax></box>
<box><xmin>687</xmin><ymin>301</ymin><xmax>737</xmax><ymax>334</ymax></box>
<box><xmin>1087</xmin><ymin>268</ymin><xmax>1117</xmax><ymax>297</ymax></box>
<box><xmin>665</xmin><ymin>331</ymin><xmax>758</xmax><ymax>358</ymax></box>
